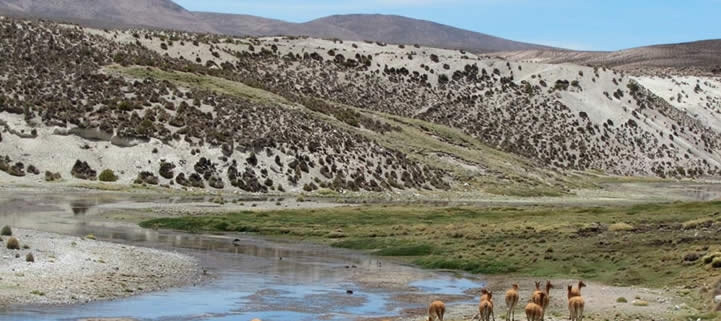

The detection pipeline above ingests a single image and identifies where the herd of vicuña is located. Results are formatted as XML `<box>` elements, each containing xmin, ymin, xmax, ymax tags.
<box><xmin>426</xmin><ymin>280</ymin><xmax>587</xmax><ymax>321</ymax></box>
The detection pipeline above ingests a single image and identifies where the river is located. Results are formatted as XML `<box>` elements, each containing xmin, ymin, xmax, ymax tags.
<box><xmin>0</xmin><ymin>190</ymin><xmax>483</xmax><ymax>321</ymax></box>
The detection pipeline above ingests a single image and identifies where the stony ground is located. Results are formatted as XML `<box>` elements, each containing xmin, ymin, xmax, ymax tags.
<box><xmin>391</xmin><ymin>277</ymin><xmax>692</xmax><ymax>321</ymax></box>
<box><xmin>0</xmin><ymin>228</ymin><xmax>202</xmax><ymax>306</ymax></box>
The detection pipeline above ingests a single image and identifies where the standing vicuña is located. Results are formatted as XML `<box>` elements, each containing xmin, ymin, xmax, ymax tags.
<box><xmin>567</xmin><ymin>285</ymin><xmax>585</xmax><ymax>321</ymax></box>
<box><xmin>505</xmin><ymin>283</ymin><xmax>519</xmax><ymax>321</ymax></box>
<box><xmin>479</xmin><ymin>289</ymin><xmax>495</xmax><ymax>321</ymax></box>
<box><xmin>427</xmin><ymin>300</ymin><xmax>446</xmax><ymax>321</ymax></box>
<box><xmin>525</xmin><ymin>292</ymin><xmax>545</xmax><ymax>321</ymax></box>
<box><xmin>531</xmin><ymin>280</ymin><xmax>553</xmax><ymax>321</ymax></box>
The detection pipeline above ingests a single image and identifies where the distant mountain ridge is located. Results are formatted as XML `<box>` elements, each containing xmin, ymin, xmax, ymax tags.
<box><xmin>0</xmin><ymin>0</ymin><xmax>554</xmax><ymax>52</ymax></box>
<box><xmin>0</xmin><ymin>0</ymin><xmax>216</xmax><ymax>33</ymax></box>
<box><xmin>497</xmin><ymin>39</ymin><xmax>721</xmax><ymax>75</ymax></box>
<box><xmin>1</xmin><ymin>0</ymin><xmax>719</xmax><ymax>69</ymax></box>
<box><xmin>194</xmin><ymin>12</ymin><xmax>556</xmax><ymax>52</ymax></box>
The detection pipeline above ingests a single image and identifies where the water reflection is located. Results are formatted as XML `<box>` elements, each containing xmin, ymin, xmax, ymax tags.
<box><xmin>0</xmin><ymin>192</ymin><xmax>482</xmax><ymax>321</ymax></box>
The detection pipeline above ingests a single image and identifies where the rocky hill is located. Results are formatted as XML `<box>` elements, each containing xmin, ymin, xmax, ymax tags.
<box><xmin>0</xmin><ymin>0</ymin><xmax>553</xmax><ymax>52</ymax></box>
<box><xmin>1</xmin><ymin>18</ymin><xmax>720</xmax><ymax>195</ymax></box>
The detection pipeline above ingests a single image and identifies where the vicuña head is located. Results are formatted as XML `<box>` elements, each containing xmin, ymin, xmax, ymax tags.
<box><xmin>569</xmin><ymin>280</ymin><xmax>586</xmax><ymax>298</ymax></box>
<box><xmin>545</xmin><ymin>280</ymin><xmax>554</xmax><ymax>291</ymax></box>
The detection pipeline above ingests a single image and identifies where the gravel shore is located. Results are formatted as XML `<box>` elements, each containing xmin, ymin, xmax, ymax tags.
<box><xmin>0</xmin><ymin>228</ymin><xmax>202</xmax><ymax>306</ymax></box>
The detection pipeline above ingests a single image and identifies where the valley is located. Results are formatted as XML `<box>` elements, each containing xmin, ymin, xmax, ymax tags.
<box><xmin>0</xmin><ymin>4</ymin><xmax>720</xmax><ymax>321</ymax></box>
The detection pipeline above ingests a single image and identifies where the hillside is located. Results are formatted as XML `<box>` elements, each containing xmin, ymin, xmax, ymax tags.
<box><xmin>1</xmin><ymin>18</ymin><xmax>721</xmax><ymax>196</ymax></box>
<box><xmin>498</xmin><ymin>39</ymin><xmax>721</xmax><ymax>76</ymax></box>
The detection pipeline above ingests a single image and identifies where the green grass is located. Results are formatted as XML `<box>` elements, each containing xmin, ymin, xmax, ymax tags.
<box><xmin>376</xmin><ymin>244</ymin><xmax>434</xmax><ymax>256</ymax></box>
<box><xmin>106</xmin><ymin>65</ymin><xmax>291</xmax><ymax>106</ymax></box>
<box><xmin>141</xmin><ymin>201</ymin><xmax>721</xmax><ymax>290</ymax></box>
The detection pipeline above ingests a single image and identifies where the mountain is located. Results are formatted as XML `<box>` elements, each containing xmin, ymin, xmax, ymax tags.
<box><xmin>191</xmin><ymin>12</ymin><xmax>362</xmax><ymax>41</ymax></box>
<box><xmin>195</xmin><ymin>13</ymin><xmax>555</xmax><ymax>52</ymax></box>
<box><xmin>0</xmin><ymin>0</ymin><xmax>215</xmax><ymax>32</ymax></box>
<box><xmin>307</xmin><ymin>14</ymin><xmax>554</xmax><ymax>52</ymax></box>
<box><xmin>498</xmin><ymin>39</ymin><xmax>721</xmax><ymax>75</ymax></box>
<box><xmin>0</xmin><ymin>0</ymin><xmax>555</xmax><ymax>52</ymax></box>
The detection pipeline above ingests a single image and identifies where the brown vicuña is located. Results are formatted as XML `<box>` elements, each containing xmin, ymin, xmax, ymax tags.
<box><xmin>568</xmin><ymin>280</ymin><xmax>586</xmax><ymax>298</ymax></box>
<box><xmin>505</xmin><ymin>283</ymin><xmax>519</xmax><ymax>321</ymax></box>
<box><xmin>531</xmin><ymin>280</ymin><xmax>553</xmax><ymax>321</ymax></box>
<box><xmin>568</xmin><ymin>294</ymin><xmax>585</xmax><ymax>321</ymax></box>
<box><xmin>479</xmin><ymin>288</ymin><xmax>495</xmax><ymax>321</ymax></box>
<box><xmin>480</xmin><ymin>288</ymin><xmax>491</xmax><ymax>303</ymax></box>
<box><xmin>427</xmin><ymin>300</ymin><xmax>446</xmax><ymax>321</ymax></box>
<box><xmin>525</xmin><ymin>292</ymin><xmax>545</xmax><ymax>321</ymax></box>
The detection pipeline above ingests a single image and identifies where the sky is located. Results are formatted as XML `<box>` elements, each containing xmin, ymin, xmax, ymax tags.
<box><xmin>174</xmin><ymin>0</ymin><xmax>721</xmax><ymax>51</ymax></box>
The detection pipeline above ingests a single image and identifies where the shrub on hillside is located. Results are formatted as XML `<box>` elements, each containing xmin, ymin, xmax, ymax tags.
<box><xmin>1</xmin><ymin>225</ymin><xmax>11</xmax><ymax>236</ymax></box>
<box><xmin>98</xmin><ymin>169</ymin><xmax>118</xmax><ymax>182</ymax></box>
<box><xmin>6</xmin><ymin>237</ymin><xmax>19</xmax><ymax>250</ymax></box>
<box><xmin>438</xmin><ymin>74</ymin><xmax>449</xmax><ymax>84</ymax></box>
<box><xmin>45</xmin><ymin>171</ymin><xmax>62</xmax><ymax>182</ymax></box>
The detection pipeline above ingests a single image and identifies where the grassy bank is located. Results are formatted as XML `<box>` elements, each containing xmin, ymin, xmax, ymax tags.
<box><xmin>141</xmin><ymin>201</ymin><xmax>721</xmax><ymax>289</ymax></box>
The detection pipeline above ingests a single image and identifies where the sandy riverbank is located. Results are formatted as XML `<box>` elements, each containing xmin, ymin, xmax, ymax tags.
<box><xmin>0</xmin><ymin>228</ymin><xmax>202</xmax><ymax>306</ymax></box>
<box><xmin>383</xmin><ymin>275</ymin><xmax>694</xmax><ymax>321</ymax></box>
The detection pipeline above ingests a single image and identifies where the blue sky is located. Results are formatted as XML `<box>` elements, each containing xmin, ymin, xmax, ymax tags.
<box><xmin>175</xmin><ymin>0</ymin><xmax>721</xmax><ymax>51</ymax></box>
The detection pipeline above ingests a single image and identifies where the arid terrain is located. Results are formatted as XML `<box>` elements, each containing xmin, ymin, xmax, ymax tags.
<box><xmin>1</xmin><ymin>17</ymin><xmax>721</xmax><ymax>195</ymax></box>
<box><xmin>1</xmin><ymin>1</ymin><xmax>721</xmax><ymax>320</ymax></box>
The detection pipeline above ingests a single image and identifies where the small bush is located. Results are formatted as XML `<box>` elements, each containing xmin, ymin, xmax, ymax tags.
<box><xmin>616</xmin><ymin>297</ymin><xmax>628</xmax><ymax>303</ymax></box>
<box><xmin>702</xmin><ymin>252</ymin><xmax>721</xmax><ymax>264</ymax></box>
<box><xmin>85</xmin><ymin>234</ymin><xmax>97</xmax><ymax>240</ymax></box>
<box><xmin>1</xmin><ymin>225</ymin><xmax>11</xmax><ymax>236</ymax></box>
<box><xmin>7</xmin><ymin>237</ymin><xmax>19</xmax><ymax>250</ymax></box>
<box><xmin>44</xmin><ymin>171</ymin><xmax>62</xmax><ymax>182</ymax></box>
<box><xmin>26</xmin><ymin>252</ymin><xmax>34</xmax><ymax>262</ymax></box>
<box><xmin>712</xmin><ymin>257</ymin><xmax>721</xmax><ymax>268</ymax></box>
<box><xmin>98</xmin><ymin>169</ymin><xmax>118</xmax><ymax>182</ymax></box>
<box><xmin>438</xmin><ymin>74</ymin><xmax>449</xmax><ymax>84</ymax></box>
